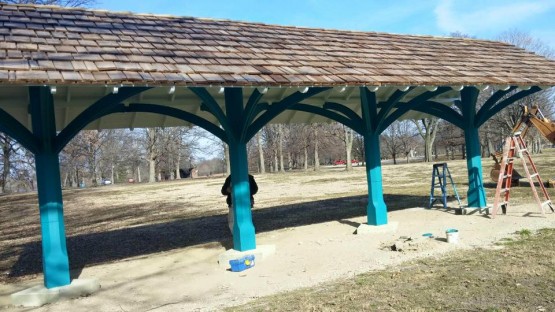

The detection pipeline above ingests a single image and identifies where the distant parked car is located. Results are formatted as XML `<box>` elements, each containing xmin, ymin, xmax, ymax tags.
<box><xmin>334</xmin><ymin>159</ymin><xmax>358</xmax><ymax>165</ymax></box>
<box><xmin>101</xmin><ymin>179</ymin><xmax>112</xmax><ymax>185</ymax></box>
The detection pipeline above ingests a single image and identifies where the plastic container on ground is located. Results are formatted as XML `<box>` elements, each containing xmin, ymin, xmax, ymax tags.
<box><xmin>229</xmin><ymin>255</ymin><xmax>255</xmax><ymax>272</ymax></box>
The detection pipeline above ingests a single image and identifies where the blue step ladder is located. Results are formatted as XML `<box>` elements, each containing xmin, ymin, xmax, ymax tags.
<box><xmin>429</xmin><ymin>163</ymin><xmax>461</xmax><ymax>209</ymax></box>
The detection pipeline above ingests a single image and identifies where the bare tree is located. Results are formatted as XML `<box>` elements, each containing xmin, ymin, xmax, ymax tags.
<box><xmin>144</xmin><ymin>128</ymin><xmax>160</xmax><ymax>183</ymax></box>
<box><xmin>0</xmin><ymin>134</ymin><xmax>17</xmax><ymax>193</ymax></box>
<box><xmin>312</xmin><ymin>124</ymin><xmax>320</xmax><ymax>171</ymax></box>
<box><xmin>414</xmin><ymin>117</ymin><xmax>440</xmax><ymax>162</ymax></box>
<box><xmin>278</xmin><ymin>124</ymin><xmax>285</xmax><ymax>172</ymax></box>
<box><xmin>484</xmin><ymin>30</ymin><xmax>555</xmax><ymax>153</ymax></box>
<box><xmin>381</xmin><ymin>121</ymin><xmax>418</xmax><ymax>164</ymax></box>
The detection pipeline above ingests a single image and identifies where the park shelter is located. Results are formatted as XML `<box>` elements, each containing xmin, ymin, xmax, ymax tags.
<box><xmin>0</xmin><ymin>4</ymin><xmax>554</xmax><ymax>289</ymax></box>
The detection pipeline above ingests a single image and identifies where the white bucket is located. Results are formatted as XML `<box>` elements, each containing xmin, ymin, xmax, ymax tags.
<box><xmin>446</xmin><ymin>229</ymin><xmax>459</xmax><ymax>244</ymax></box>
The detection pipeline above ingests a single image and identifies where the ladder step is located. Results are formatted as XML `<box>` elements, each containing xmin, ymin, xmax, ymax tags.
<box><xmin>529</xmin><ymin>173</ymin><xmax>538</xmax><ymax>178</ymax></box>
<box><xmin>541</xmin><ymin>200</ymin><xmax>551</xmax><ymax>206</ymax></box>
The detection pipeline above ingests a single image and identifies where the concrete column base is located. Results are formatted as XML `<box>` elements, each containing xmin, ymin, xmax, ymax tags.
<box><xmin>356</xmin><ymin>221</ymin><xmax>398</xmax><ymax>235</ymax></box>
<box><xmin>218</xmin><ymin>244</ymin><xmax>276</xmax><ymax>269</ymax></box>
<box><xmin>459</xmin><ymin>206</ymin><xmax>490</xmax><ymax>215</ymax></box>
<box><xmin>11</xmin><ymin>279</ymin><xmax>100</xmax><ymax>307</ymax></box>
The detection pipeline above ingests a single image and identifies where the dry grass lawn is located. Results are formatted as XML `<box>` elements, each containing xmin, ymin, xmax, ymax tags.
<box><xmin>1</xmin><ymin>148</ymin><xmax>555</xmax><ymax>311</ymax></box>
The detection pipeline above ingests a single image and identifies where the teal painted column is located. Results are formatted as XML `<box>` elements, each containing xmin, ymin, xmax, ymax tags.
<box><xmin>29</xmin><ymin>86</ymin><xmax>71</xmax><ymax>288</ymax></box>
<box><xmin>461</xmin><ymin>87</ymin><xmax>487</xmax><ymax>208</ymax></box>
<box><xmin>228</xmin><ymin>140</ymin><xmax>256</xmax><ymax>250</ymax></box>
<box><xmin>225</xmin><ymin>88</ymin><xmax>256</xmax><ymax>251</ymax></box>
<box><xmin>364</xmin><ymin>131</ymin><xmax>388</xmax><ymax>225</ymax></box>
<box><xmin>360</xmin><ymin>87</ymin><xmax>388</xmax><ymax>225</ymax></box>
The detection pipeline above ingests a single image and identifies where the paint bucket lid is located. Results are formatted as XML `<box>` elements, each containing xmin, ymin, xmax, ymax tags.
<box><xmin>422</xmin><ymin>233</ymin><xmax>433</xmax><ymax>238</ymax></box>
<box><xmin>446</xmin><ymin>228</ymin><xmax>458</xmax><ymax>233</ymax></box>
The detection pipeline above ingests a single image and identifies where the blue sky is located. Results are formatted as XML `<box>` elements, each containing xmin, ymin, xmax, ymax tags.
<box><xmin>95</xmin><ymin>0</ymin><xmax>555</xmax><ymax>49</ymax></box>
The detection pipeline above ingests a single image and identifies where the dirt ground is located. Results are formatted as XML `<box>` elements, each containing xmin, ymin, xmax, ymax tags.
<box><xmin>1</xmin><ymin>155</ymin><xmax>555</xmax><ymax>311</ymax></box>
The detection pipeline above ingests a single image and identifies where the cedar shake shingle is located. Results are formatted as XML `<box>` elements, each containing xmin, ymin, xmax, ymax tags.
<box><xmin>0</xmin><ymin>4</ymin><xmax>553</xmax><ymax>87</ymax></box>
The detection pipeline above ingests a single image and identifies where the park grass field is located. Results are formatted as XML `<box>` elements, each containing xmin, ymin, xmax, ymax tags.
<box><xmin>1</xmin><ymin>149</ymin><xmax>555</xmax><ymax>310</ymax></box>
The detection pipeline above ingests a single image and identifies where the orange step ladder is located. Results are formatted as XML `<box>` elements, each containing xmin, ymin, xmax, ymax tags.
<box><xmin>492</xmin><ymin>133</ymin><xmax>554</xmax><ymax>217</ymax></box>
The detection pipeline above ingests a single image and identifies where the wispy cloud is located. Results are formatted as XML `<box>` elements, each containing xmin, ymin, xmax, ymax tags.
<box><xmin>434</xmin><ymin>0</ymin><xmax>555</xmax><ymax>35</ymax></box>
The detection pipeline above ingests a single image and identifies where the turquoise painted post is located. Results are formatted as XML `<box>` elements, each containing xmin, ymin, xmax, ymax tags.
<box><xmin>225</xmin><ymin>88</ymin><xmax>256</xmax><ymax>251</ymax></box>
<box><xmin>461</xmin><ymin>87</ymin><xmax>487</xmax><ymax>208</ymax></box>
<box><xmin>464</xmin><ymin>127</ymin><xmax>487</xmax><ymax>208</ymax></box>
<box><xmin>364</xmin><ymin>131</ymin><xmax>388</xmax><ymax>225</ymax></box>
<box><xmin>360</xmin><ymin>87</ymin><xmax>388</xmax><ymax>225</ymax></box>
<box><xmin>29</xmin><ymin>86</ymin><xmax>71</xmax><ymax>288</ymax></box>
<box><xmin>227</xmin><ymin>140</ymin><xmax>256</xmax><ymax>250</ymax></box>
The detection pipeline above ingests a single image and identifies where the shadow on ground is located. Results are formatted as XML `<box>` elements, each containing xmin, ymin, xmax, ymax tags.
<box><xmin>7</xmin><ymin>194</ymin><xmax>427</xmax><ymax>281</ymax></box>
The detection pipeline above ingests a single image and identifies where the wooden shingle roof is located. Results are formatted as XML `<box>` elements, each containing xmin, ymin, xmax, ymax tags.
<box><xmin>0</xmin><ymin>4</ymin><xmax>554</xmax><ymax>87</ymax></box>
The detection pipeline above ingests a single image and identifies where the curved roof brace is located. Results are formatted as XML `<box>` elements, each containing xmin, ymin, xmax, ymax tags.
<box><xmin>323</xmin><ymin>102</ymin><xmax>363</xmax><ymax>125</ymax></box>
<box><xmin>411</xmin><ymin>103</ymin><xmax>465</xmax><ymax>129</ymax></box>
<box><xmin>377</xmin><ymin>87</ymin><xmax>452</xmax><ymax>133</ymax></box>
<box><xmin>245</xmin><ymin>87</ymin><xmax>331</xmax><ymax>141</ymax></box>
<box><xmin>240</xmin><ymin>88</ymin><xmax>265</xmax><ymax>142</ymax></box>
<box><xmin>189</xmin><ymin>87</ymin><xmax>232</xmax><ymax>138</ymax></box>
<box><xmin>0</xmin><ymin>107</ymin><xmax>39</xmax><ymax>154</ymax></box>
<box><xmin>289</xmin><ymin>103</ymin><xmax>364</xmax><ymax>134</ymax></box>
<box><xmin>476</xmin><ymin>86</ymin><xmax>518</xmax><ymax>117</ymax></box>
<box><xmin>55</xmin><ymin>86</ymin><xmax>151</xmax><ymax>153</ymax></box>
<box><xmin>360</xmin><ymin>87</ymin><xmax>379</xmax><ymax>133</ymax></box>
<box><xmin>125</xmin><ymin>103</ymin><xmax>228</xmax><ymax>143</ymax></box>
<box><xmin>375</xmin><ymin>87</ymin><xmax>415</xmax><ymax>132</ymax></box>
<box><xmin>475</xmin><ymin>86</ymin><xmax>542</xmax><ymax>127</ymax></box>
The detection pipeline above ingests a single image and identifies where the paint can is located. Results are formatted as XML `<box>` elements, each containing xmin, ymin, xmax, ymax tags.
<box><xmin>446</xmin><ymin>228</ymin><xmax>459</xmax><ymax>244</ymax></box>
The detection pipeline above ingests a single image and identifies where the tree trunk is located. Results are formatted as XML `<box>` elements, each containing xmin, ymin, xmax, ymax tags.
<box><xmin>110</xmin><ymin>163</ymin><xmax>114</xmax><ymax>184</ymax></box>
<box><xmin>392</xmin><ymin>153</ymin><xmax>397</xmax><ymax>165</ymax></box>
<box><xmin>63</xmin><ymin>171</ymin><xmax>69</xmax><ymax>188</ymax></box>
<box><xmin>278</xmin><ymin>124</ymin><xmax>285</xmax><ymax>173</ymax></box>
<box><xmin>313</xmin><ymin>124</ymin><xmax>320</xmax><ymax>171</ymax></box>
<box><xmin>149</xmin><ymin>157</ymin><xmax>156</xmax><ymax>182</ymax></box>
<box><xmin>304</xmin><ymin>143</ymin><xmax>308</xmax><ymax>171</ymax></box>
<box><xmin>1</xmin><ymin>138</ymin><xmax>10</xmax><ymax>193</ymax></box>
<box><xmin>414</xmin><ymin>118</ymin><xmax>439</xmax><ymax>163</ymax></box>
<box><xmin>257</xmin><ymin>132</ymin><xmax>265</xmax><ymax>174</ymax></box>
<box><xmin>345</xmin><ymin>127</ymin><xmax>353</xmax><ymax>171</ymax></box>
<box><xmin>274</xmin><ymin>151</ymin><xmax>278</xmax><ymax>172</ymax></box>
<box><xmin>137</xmin><ymin>166</ymin><xmax>142</xmax><ymax>183</ymax></box>
<box><xmin>175</xmin><ymin>152</ymin><xmax>181</xmax><ymax>180</ymax></box>
<box><xmin>146</xmin><ymin>128</ymin><xmax>157</xmax><ymax>183</ymax></box>
<box><xmin>287</xmin><ymin>151</ymin><xmax>292</xmax><ymax>171</ymax></box>
<box><xmin>224</xmin><ymin>143</ymin><xmax>231</xmax><ymax>175</ymax></box>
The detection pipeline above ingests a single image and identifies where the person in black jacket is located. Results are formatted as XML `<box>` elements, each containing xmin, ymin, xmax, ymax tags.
<box><xmin>221</xmin><ymin>174</ymin><xmax>258</xmax><ymax>233</ymax></box>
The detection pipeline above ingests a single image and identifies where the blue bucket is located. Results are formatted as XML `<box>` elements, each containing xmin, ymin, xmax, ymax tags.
<box><xmin>229</xmin><ymin>255</ymin><xmax>255</xmax><ymax>272</ymax></box>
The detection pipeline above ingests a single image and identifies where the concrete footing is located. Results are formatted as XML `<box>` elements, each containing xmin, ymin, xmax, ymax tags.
<box><xmin>10</xmin><ymin>279</ymin><xmax>100</xmax><ymax>307</ymax></box>
<box><xmin>218</xmin><ymin>244</ymin><xmax>276</xmax><ymax>269</ymax></box>
<box><xmin>459</xmin><ymin>206</ymin><xmax>490</xmax><ymax>215</ymax></box>
<box><xmin>356</xmin><ymin>221</ymin><xmax>398</xmax><ymax>235</ymax></box>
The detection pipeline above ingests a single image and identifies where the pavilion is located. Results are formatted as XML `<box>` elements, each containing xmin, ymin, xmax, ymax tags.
<box><xmin>0</xmin><ymin>3</ymin><xmax>553</xmax><ymax>290</ymax></box>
